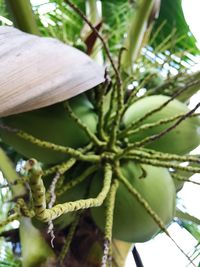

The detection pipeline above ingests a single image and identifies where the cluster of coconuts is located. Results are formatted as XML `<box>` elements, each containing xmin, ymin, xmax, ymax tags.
<box><xmin>91</xmin><ymin>95</ymin><xmax>200</xmax><ymax>242</ymax></box>
<box><xmin>0</xmin><ymin>92</ymin><xmax>199</xmax><ymax>243</ymax></box>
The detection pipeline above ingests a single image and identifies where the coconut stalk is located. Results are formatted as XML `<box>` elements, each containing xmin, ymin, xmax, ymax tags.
<box><xmin>19</xmin><ymin>217</ymin><xmax>56</xmax><ymax>267</ymax></box>
<box><xmin>121</xmin><ymin>0</ymin><xmax>160</xmax><ymax>72</ymax></box>
<box><xmin>5</xmin><ymin>0</ymin><xmax>40</xmax><ymax>35</ymax></box>
<box><xmin>0</xmin><ymin>147</ymin><xmax>26</xmax><ymax>198</ymax></box>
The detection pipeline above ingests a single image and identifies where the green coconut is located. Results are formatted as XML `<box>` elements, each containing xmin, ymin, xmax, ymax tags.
<box><xmin>90</xmin><ymin>162</ymin><xmax>176</xmax><ymax>243</ymax></box>
<box><xmin>0</xmin><ymin>94</ymin><xmax>97</xmax><ymax>164</ymax></box>
<box><xmin>122</xmin><ymin>95</ymin><xmax>200</xmax><ymax>155</ymax></box>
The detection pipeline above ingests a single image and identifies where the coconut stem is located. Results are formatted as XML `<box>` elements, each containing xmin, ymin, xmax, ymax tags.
<box><xmin>102</xmin><ymin>180</ymin><xmax>119</xmax><ymax>266</ymax></box>
<box><xmin>104</xmin><ymin>84</ymin><xmax>117</xmax><ymax>130</ymax></box>
<box><xmin>97</xmin><ymin>81</ymin><xmax>110</xmax><ymax>141</ymax></box>
<box><xmin>58</xmin><ymin>213</ymin><xmax>81</xmax><ymax>264</ymax></box>
<box><xmin>108</xmin><ymin>80</ymin><xmax>124</xmax><ymax>150</ymax></box>
<box><xmin>43</xmin><ymin>158</ymin><xmax>76</xmax><ymax>177</ymax></box>
<box><xmin>0</xmin><ymin>147</ymin><xmax>26</xmax><ymax>197</ymax></box>
<box><xmin>16</xmin><ymin>198</ymin><xmax>35</xmax><ymax>217</ymax></box>
<box><xmin>127</xmin><ymin>148</ymin><xmax>200</xmax><ymax>165</ymax></box>
<box><xmin>16</xmin><ymin>129</ymin><xmax>100</xmax><ymax>162</ymax></box>
<box><xmin>123</xmin><ymin>155</ymin><xmax>200</xmax><ymax>173</ymax></box>
<box><xmin>0</xmin><ymin>124</ymin><xmax>99</xmax><ymax>162</ymax></box>
<box><xmin>108</xmin><ymin>96</ymin><xmax>124</xmax><ymax>150</ymax></box>
<box><xmin>5</xmin><ymin>0</ymin><xmax>40</xmax><ymax>35</ymax></box>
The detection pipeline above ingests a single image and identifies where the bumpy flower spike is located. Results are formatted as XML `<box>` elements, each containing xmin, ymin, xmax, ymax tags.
<box><xmin>26</xmin><ymin>159</ymin><xmax>112</xmax><ymax>222</ymax></box>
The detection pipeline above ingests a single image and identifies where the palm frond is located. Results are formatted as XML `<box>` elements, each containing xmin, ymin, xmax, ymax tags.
<box><xmin>153</xmin><ymin>0</ymin><xmax>198</xmax><ymax>53</ymax></box>
<box><xmin>32</xmin><ymin>0</ymin><xmax>85</xmax><ymax>49</ymax></box>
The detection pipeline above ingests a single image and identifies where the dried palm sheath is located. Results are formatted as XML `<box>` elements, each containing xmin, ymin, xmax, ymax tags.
<box><xmin>0</xmin><ymin>26</ymin><xmax>105</xmax><ymax>117</ymax></box>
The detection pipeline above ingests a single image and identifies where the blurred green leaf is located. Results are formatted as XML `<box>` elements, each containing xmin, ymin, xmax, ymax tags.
<box><xmin>176</xmin><ymin>208</ymin><xmax>200</xmax><ymax>226</ymax></box>
<box><xmin>153</xmin><ymin>0</ymin><xmax>198</xmax><ymax>53</ymax></box>
<box><xmin>178</xmin><ymin>220</ymin><xmax>200</xmax><ymax>242</ymax></box>
<box><xmin>0</xmin><ymin>239</ymin><xmax>21</xmax><ymax>267</ymax></box>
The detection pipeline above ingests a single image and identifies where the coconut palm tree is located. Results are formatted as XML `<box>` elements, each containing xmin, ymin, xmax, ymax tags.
<box><xmin>0</xmin><ymin>1</ymin><xmax>200</xmax><ymax>266</ymax></box>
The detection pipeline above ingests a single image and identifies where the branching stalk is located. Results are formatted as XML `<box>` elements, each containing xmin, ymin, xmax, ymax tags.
<box><xmin>58</xmin><ymin>213</ymin><xmax>81</xmax><ymax>264</ymax></box>
<box><xmin>43</xmin><ymin>158</ymin><xmax>76</xmax><ymax>177</ymax></box>
<box><xmin>97</xmin><ymin>81</ymin><xmax>110</xmax><ymax>141</ymax></box>
<box><xmin>120</xmin><ymin>112</ymin><xmax>199</xmax><ymax>139</ymax></box>
<box><xmin>121</xmin><ymin>81</ymin><xmax>200</xmax><ymax>135</ymax></box>
<box><xmin>0</xmin><ymin>124</ymin><xmax>100</xmax><ymax>162</ymax></box>
<box><xmin>123</xmin><ymin>156</ymin><xmax>200</xmax><ymax>173</ymax></box>
<box><xmin>27</xmin><ymin>160</ymin><xmax>112</xmax><ymax>222</ymax></box>
<box><xmin>64</xmin><ymin>102</ymin><xmax>105</xmax><ymax>146</ymax></box>
<box><xmin>127</xmin><ymin>149</ymin><xmax>200</xmax><ymax>165</ymax></box>
<box><xmin>102</xmin><ymin>180</ymin><xmax>119</xmax><ymax>267</ymax></box>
